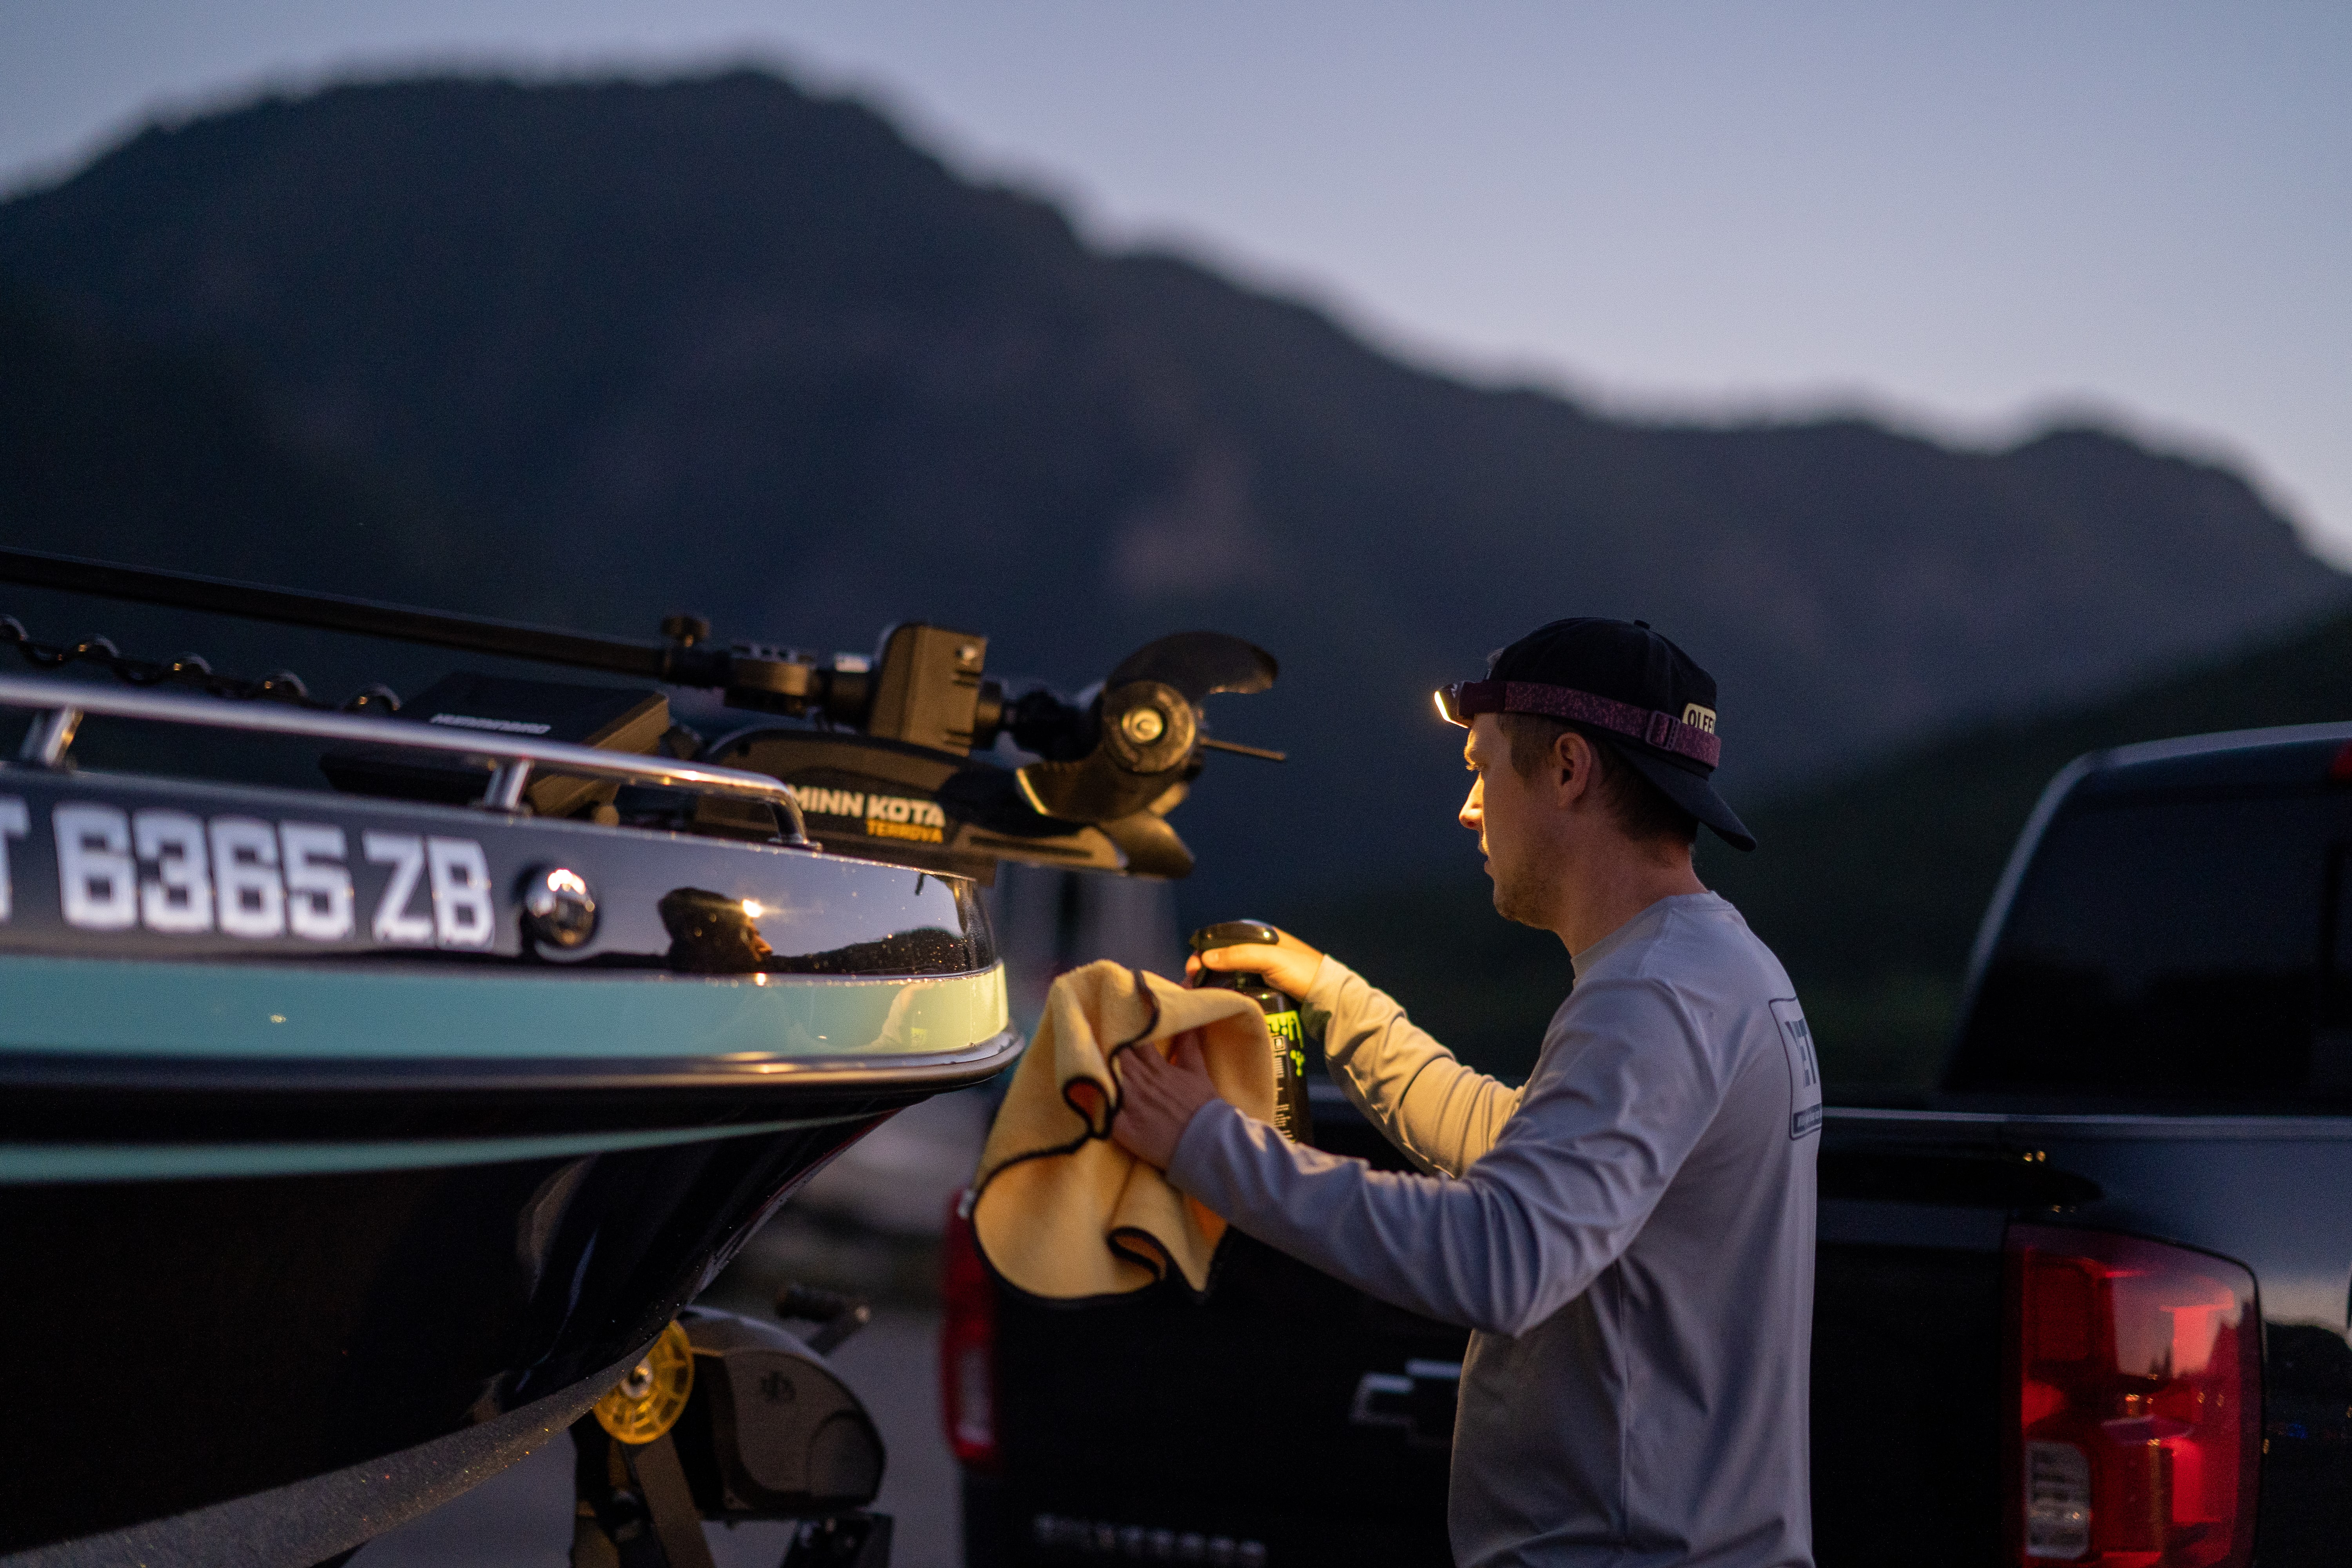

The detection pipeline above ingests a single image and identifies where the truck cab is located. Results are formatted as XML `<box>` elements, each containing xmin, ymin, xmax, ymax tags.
<box><xmin>1817</xmin><ymin>721</ymin><xmax>2352</xmax><ymax>1566</ymax></box>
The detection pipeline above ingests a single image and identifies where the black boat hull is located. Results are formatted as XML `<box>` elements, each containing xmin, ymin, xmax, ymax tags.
<box><xmin>0</xmin><ymin>1104</ymin><xmax>953</xmax><ymax>1555</ymax></box>
<box><xmin>6</xmin><ymin>1340</ymin><xmax>634</xmax><ymax>1567</ymax></box>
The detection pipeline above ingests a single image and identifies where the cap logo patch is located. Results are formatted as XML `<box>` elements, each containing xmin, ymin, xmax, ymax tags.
<box><xmin>1681</xmin><ymin>704</ymin><xmax>1717</xmax><ymax>734</ymax></box>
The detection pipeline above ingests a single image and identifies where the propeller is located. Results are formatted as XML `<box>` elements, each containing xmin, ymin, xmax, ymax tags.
<box><xmin>1104</xmin><ymin>632</ymin><xmax>1277</xmax><ymax>702</ymax></box>
<box><xmin>1100</xmin><ymin>806</ymin><xmax>1196</xmax><ymax>879</ymax></box>
<box><xmin>1014</xmin><ymin>632</ymin><xmax>1279</xmax><ymax>828</ymax></box>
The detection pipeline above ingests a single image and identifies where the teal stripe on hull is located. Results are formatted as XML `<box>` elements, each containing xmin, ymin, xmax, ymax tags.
<box><xmin>0</xmin><ymin>954</ymin><xmax>1008</xmax><ymax>1062</ymax></box>
<box><xmin>0</xmin><ymin>1114</ymin><xmax>867</xmax><ymax>1184</ymax></box>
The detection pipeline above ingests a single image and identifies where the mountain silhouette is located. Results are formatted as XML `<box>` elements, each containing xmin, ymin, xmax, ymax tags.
<box><xmin>0</xmin><ymin>69</ymin><xmax>2341</xmax><ymax>907</ymax></box>
<box><xmin>0</xmin><ymin>281</ymin><xmax>471</xmax><ymax>603</ymax></box>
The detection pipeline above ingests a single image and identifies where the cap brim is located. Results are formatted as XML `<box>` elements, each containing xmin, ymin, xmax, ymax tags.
<box><xmin>1611</xmin><ymin>742</ymin><xmax>1756</xmax><ymax>853</ymax></box>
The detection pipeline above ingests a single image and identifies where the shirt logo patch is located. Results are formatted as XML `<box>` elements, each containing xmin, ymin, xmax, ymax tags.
<box><xmin>1771</xmin><ymin>998</ymin><xmax>1823</xmax><ymax>1139</ymax></box>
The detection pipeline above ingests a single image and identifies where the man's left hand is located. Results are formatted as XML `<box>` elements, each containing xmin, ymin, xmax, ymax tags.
<box><xmin>1111</xmin><ymin>1028</ymin><xmax>1222</xmax><ymax>1169</ymax></box>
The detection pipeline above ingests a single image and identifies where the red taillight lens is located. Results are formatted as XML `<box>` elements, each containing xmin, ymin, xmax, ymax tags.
<box><xmin>940</xmin><ymin>1189</ymin><xmax>1000</xmax><ymax>1470</ymax></box>
<box><xmin>2007</xmin><ymin>1225</ymin><xmax>2259</xmax><ymax>1567</ymax></box>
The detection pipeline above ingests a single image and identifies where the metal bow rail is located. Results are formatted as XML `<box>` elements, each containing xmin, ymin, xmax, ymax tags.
<box><xmin>0</xmin><ymin>673</ymin><xmax>810</xmax><ymax>841</ymax></box>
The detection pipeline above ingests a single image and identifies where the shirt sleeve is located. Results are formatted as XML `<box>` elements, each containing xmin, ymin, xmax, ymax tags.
<box><xmin>1304</xmin><ymin>954</ymin><xmax>1521</xmax><ymax>1177</ymax></box>
<box><xmin>1168</xmin><ymin>973</ymin><xmax>1735</xmax><ymax>1338</ymax></box>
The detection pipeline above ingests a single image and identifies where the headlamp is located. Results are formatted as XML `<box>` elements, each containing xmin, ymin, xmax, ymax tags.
<box><xmin>1433</xmin><ymin>680</ymin><xmax>1506</xmax><ymax>728</ymax></box>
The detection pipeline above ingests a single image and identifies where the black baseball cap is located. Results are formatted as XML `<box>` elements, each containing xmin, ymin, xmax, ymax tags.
<box><xmin>1435</xmin><ymin>618</ymin><xmax>1755</xmax><ymax>851</ymax></box>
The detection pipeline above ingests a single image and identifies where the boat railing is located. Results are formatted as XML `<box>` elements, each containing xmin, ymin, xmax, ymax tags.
<box><xmin>0</xmin><ymin>673</ymin><xmax>810</xmax><ymax>842</ymax></box>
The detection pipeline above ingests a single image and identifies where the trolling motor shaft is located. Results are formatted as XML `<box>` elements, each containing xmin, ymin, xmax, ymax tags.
<box><xmin>0</xmin><ymin>546</ymin><xmax>1284</xmax><ymax>880</ymax></box>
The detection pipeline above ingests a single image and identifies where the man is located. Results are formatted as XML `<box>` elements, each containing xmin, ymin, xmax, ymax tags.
<box><xmin>1114</xmin><ymin>618</ymin><xmax>1820</xmax><ymax>1568</ymax></box>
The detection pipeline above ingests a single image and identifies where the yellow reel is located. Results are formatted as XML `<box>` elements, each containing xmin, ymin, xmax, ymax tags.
<box><xmin>592</xmin><ymin>1321</ymin><xmax>695</xmax><ymax>1445</ymax></box>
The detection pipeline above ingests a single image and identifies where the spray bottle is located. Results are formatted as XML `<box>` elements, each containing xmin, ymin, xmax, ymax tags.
<box><xmin>1188</xmin><ymin>920</ymin><xmax>1312</xmax><ymax>1143</ymax></box>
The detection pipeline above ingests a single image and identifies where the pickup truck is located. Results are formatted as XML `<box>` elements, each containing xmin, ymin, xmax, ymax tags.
<box><xmin>942</xmin><ymin>718</ymin><xmax>2352</xmax><ymax>1567</ymax></box>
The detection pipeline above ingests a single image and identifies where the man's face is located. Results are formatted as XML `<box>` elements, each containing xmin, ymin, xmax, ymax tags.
<box><xmin>1461</xmin><ymin>715</ymin><xmax>1557</xmax><ymax>927</ymax></box>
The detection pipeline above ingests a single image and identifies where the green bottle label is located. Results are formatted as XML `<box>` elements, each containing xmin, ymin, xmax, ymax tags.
<box><xmin>1265</xmin><ymin>1007</ymin><xmax>1307</xmax><ymax>1081</ymax></box>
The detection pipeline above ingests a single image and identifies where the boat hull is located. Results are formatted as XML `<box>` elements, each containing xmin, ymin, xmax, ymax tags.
<box><xmin>4</xmin><ymin>1310</ymin><xmax>633</xmax><ymax>1568</ymax></box>
<box><xmin>0</xmin><ymin>767</ymin><xmax>1020</xmax><ymax>1557</ymax></box>
<box><xmin>0</xmin><ymin>1105</ymin><xmax>936</xmax><ymax>1555</ymax></box>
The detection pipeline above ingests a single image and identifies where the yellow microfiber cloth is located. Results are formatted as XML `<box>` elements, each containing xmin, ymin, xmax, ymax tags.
<box><xmin>971</xmin><ymin>959</ymin><xmax>1278</xmax><ymax>1301</ymax></box>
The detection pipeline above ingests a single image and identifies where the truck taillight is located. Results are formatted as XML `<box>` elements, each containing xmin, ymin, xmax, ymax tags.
<box><xmin>941</xmin><ymin>1189</ymin><xmax>1001</xmax><ymax>1470</ymax></box>
<box><xmin>2007</xmin><ymin>1225</ymin><xmax>2259</xmax><ymax>1568</ymax></box>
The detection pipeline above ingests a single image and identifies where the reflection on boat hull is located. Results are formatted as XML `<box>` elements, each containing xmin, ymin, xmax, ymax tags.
<box><xmin>0</xmin><ymin>1106</ymin><xmax>930</xmax><ymax>1556</ymax></box>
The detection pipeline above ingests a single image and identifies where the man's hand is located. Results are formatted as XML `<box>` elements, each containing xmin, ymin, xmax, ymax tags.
<box><xmin>1111</xmin><ymin>1029</ymin><xmax>1222</xmax><ymax>1169</ymax></box>
<box><xmin>1185</xmin><ymin>924</ymin><xmax>1325</xmax><ymax>998</ymax></box>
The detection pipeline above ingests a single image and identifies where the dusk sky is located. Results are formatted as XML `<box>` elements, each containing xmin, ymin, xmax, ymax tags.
<box><xmin>5</xmin><ymin>2</ymin><xmax>2346</xmax><ymax>562</ymax></box>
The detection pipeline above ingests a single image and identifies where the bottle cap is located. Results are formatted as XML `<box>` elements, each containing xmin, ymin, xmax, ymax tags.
<box><xmin>1189</xmin><ymin>920</ymin><xmax>1280</xmax><ymax>954</ymax></box>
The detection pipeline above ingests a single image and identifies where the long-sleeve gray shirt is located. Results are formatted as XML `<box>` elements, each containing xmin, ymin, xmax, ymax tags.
<box><xmin>1166</xmin><ymin>892</ymin><xmax>1819</xmax><ymax>1568</ymax></box>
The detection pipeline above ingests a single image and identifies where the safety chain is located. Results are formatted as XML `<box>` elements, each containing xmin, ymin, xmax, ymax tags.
<box><xmin>0</xmin><ymin>612</ymin><xmax>401</xmax><ymax>714</ymax></box>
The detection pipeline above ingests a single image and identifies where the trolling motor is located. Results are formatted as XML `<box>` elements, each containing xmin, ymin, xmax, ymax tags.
<box><xmin>0</xmin><ymin>547</ymin><xmax>1282</xmax><ymax>880</ymax></box>
<box><xmin>699</xmin><ymin>622</ymin><xmax>1279</xmax><ymax>878</ymax></box>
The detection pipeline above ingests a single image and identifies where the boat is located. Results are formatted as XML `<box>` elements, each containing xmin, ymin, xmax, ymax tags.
<box><xmin>0</xmin><ymin>550</ymin><xmax>1277</xmax><ymax>1564</ymax></box>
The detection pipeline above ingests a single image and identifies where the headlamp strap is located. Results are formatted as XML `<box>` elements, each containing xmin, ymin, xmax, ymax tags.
<box><xmin>1447</xmin><ymin>679</ymin><xmax>1722</xmax><ymax>769</ymax></box>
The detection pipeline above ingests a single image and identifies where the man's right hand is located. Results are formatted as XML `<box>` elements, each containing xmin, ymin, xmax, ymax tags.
<box><xmin>1186</xmin><ymin>924</ymin><xmax>1325</xmax><ymax>999</ymax></box>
